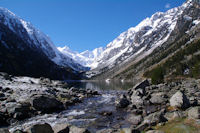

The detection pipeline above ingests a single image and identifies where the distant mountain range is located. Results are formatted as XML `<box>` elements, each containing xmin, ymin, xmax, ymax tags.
<box><xmin>57</xmin><ymin>46</ymin><xmax>103</xmax><ymax>68</ymax></box>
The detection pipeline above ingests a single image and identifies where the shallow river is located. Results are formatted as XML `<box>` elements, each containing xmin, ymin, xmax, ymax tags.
<box><xmin>10</xmin><ymin>80</ymin><xmax>136</xmax><ymax>132</ymax></box>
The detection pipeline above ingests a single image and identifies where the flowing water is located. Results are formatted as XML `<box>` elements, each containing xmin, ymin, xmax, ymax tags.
<box><xmin>10</xmin><ymin>80</ymin><xmax>136</xmax><ymax>132</ymax></box>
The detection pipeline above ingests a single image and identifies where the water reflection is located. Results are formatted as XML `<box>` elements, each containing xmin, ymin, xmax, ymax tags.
<box><xmin>66</xmin><ymin>80</ymin><xmax>135</xmax><ymax>90</ymax></box>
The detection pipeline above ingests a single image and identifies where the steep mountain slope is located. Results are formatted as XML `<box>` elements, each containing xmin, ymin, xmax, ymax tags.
<box><xmin>144</xmin><ymin>22</ymin><xmax>200</xmax><ymax>84</ymax></box>
<box><xmin>111</xmin><ymin>0</ymin><xmax>200</xmax><ymax>82</ymax></box>
<box><xmin>58</xmin><ymin>46</ymin><xmax>104</xmax><ymax>68</ymax></box>
<box><xmin>87</xmin><ymin>0</ymin><xmax>200</xmax><ymax>79</ymax></box>
<box><xmin>0</xmin><ymin>7</ymin><xmax>85</xmax><ymax>79</ymax></box>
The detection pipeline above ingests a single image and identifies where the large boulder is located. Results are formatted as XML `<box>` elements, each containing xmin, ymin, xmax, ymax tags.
<box><xmin>137</xmin><ymin>109</ymin><xmax>167</xmax><ymax>130</ymax></box>
<box><xmin>5</xmin><ymin>102</ymin><xmax>31</xmax><ymax>120</ymax></box>
<box><xmin>188</xmin><ymin>106</ymin><xmax>200</xmax><ymax>119</ymax></box>
<box><xmin>69</xmin><ymin>126</ymin><xmax>90</xmax><ymax>133</ymax></box>
<box><xmin>57</xmin><ymin>126</ymin><xmax>69</xmax><ymax>133</ymax></box>
<box><xmin>126</xmin><ymin>114</ymin><xmax>143</xmax><ymax>125</ymax></box>
<box><xmin>27</xmin><ymin>123</ymin><xmax>54</xmax><ymax>133</ymax></box>
<box><xmin>5</xmin><ymin>102</ymin><xmax>22</xmax><ymax>115</ymax></box>
<box><xmin>189</xmin><ymin>97</ymin><xmax>198</xmax><ymax>106</ymax></box>
<box><xmin>169</xmin><ymin>91</ymin><xmax>190</xmax><ymax>109</ymax></box>
<box><xmin>0</xmin><ymin>112</ymin><xmax>8</xmax><ymax>126</ymax></box>
<box><xmin>150</xmin><ymin>93</ymin><xmax>167</xmax><ymax>105</ymax></box>
<box><xmin>30</xmin><ymin>95</ymin><xmax>64</xmax><ymax>113</ymax></box>
<box><xmin>164</xmin><ymin>111</ymin><xmax>184</xmax><ymax>121</ymax></box>
<box><xmin>0</xmin><ymin>92</ymin><xmax>5</xmax><ymax>98</ymax></box>
<box><xmin>143</xmin><ymin>111</ymin><xmax>166</xmax><ymax>126</ymax></box>
<box><xmin>116</xmin><ymin>95</ymin><xmax>130</xmax><ymax>108</ymax></box>
<box><xmin>134</xmin><ymin>80</ymin><xmax>150</xmax><ymax>90</ymax></box>
<box><xmin>131</xmin><ymin>95</ymin><xmax>144</xmax><ymax>108</ymax></box>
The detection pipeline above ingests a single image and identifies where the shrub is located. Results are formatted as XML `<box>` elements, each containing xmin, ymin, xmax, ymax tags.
<box><xmin>150</xmin><ymin>66</ymin><xmax>164</xmax><ymax>85</ymax></box>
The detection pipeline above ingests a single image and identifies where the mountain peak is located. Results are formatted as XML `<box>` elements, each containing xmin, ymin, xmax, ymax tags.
<box><xmin>0</xmin><ymin>7</ymin><xmax>15</xmax><ymax>16</ymax></box>
<box><xmin>0</xmin><ymin>7</ymin><xmax>87</xmax><ymax>72</ymax></box>
<box><xmin>58</xmin><ymin>46</ymin><xmax>104</xmax><ymax>68</ymax></box>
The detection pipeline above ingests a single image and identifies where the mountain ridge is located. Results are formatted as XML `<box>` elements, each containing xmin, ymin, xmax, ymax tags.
<box><xmin>0</xmin><ymin>7</ymin><xmax>87</xmax><ymax>80</ymax></box>
<box><xmin>58</xmin><ymin>0</ymin><xmax>195</xmax><ymax>78</ymax></box>
<box><xmin>57</xmin><ymin>46</ymin><xmax>103</xmax><ymax>68</ymax></box>
<box><xmin>84</xmin><ymin>0</ymin><xmax>200</xmax><ymax>79</ymax></box>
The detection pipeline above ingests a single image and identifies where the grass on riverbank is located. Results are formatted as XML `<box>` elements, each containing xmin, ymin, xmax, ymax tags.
<box><xmin>153</xmin><ymin>118</ymin><xmax>200</xmax><ymax>133</ymax></box>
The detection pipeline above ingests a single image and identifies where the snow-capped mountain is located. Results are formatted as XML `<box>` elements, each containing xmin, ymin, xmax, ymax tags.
<box><xmin>59</xmin><ymin>0</ymin><xmax>198</xmax><ymax>75</ymax></box>
<box><xmin>94</xmin><ymin>2</ymin><xmax>188</xmax><ymax>69</ymax></box>
<box><xmin>0</xmin><ymin>7</ymin><xmax>88</xmax><ymax>79</ymax></box>
<box><xmin>0</xmin><ymin>0</ymin><xmax>198</xmax><ymax>80</ymax></box>
<box><xmin>58</xmin><ymin>46</ymin><xmax>103</xmax><ymax>68</ymax></box>
<box><xmin>0</xmin><ymin>7</ymin><xmax>86</xmax><ymax>72</ymax></box>
<box><xmin>86</xmin><ymin>0</ymin><xmax>199</xmax><ymax>77</ymax></box>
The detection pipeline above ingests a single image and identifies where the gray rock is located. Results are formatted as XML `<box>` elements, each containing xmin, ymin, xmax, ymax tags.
<box><xmin>70</xmin><ymin>87</ymin><xmax>80</xmax><ymax>93</ymax></box>
<box><xmin>5</xmin><ymin>102</ymin><xmax>31</xmax><ymax>120</ymax></box>
<box><xmin>96</xmin><ymin>129</ymin><xmax>118</xmax><ymax>133</ymax></box>
<box><xmin>0</xmin><ymin>92</ymin><xmax>6</xmax><ymax>101</ymax></box>
<box><xmin>146</xmin><ymin>130</ymin><xmax>164</xmax><ymax>133</ymax></box>
<box><xmin>131</xmin><ymin>95</ymin><xmax>144</xmax><ymax>108</ymax></box>
<box><xmin>134</xmin><ymin>79</ymin><xmax>150</xmax><ymax>90</ymax></box>
<box><xmin>27</xmin><ymin>123</ymin><xmax>54</xmax><ymax>133</ymax></box>
<box><xmin>39</xmin><ymin>77</ymin><xmax>52</xmax><ymax>85</ymax></box>
<box><xmin>126</xmin><ymin>115</ymin><xmax>142</xmax><ymax>125</ymax></box>
<box><xmin>135</xmin><ymin>122</ymin><xmax>149</xmax><ymax>131</ymax></box>
<box><xmin>5</xmin><ymin>102</ymin><xmax>20</xmax><ymax>114</ymax></box>
<box><xmin>135</xmin><ymin>110</ymin><xmax>167</xmax><ymax>131</ymax></box>
<box><xmin>143</xmin><ymin>110</ymin><xmax>167</xmax><ymax>126</ymax></box>
<box><xmin>120</xmin><ymin>128</ymin><xmax>134</xmax><ymax>133</ymax></box>
<box><xmin>0</xmin><ymin>112</ymin><xmax>8</xmax><ymax>126</ymax></box>
<box><xmin>150</xmin><ymin>93</ymin><xmax>166</xmax><ymax>105</ymax></box>
<box><xmin>189</xmin><ymin>97</ymin><xmax>198</xmax><ymax>106</ymax></box>
<box><xmin>54</xmin><ymin>81</ymin><xmax>68</xmax><ymax>88</ymax></box>
<box><xmin>169</xmin><ymin>91</ymin><xmax>190</xmax><ymax>109</ymax></box>
<box><xmin>58</xmin><ymin>93</ymin><xmax>71</xmax><ymax>99</ymax></box>
<box><xmin>57</xmin><ymin>126</ymin><xmax>69</xmax><ymax>133</ymax></box>
<box><xmin>69</xmin><ymin>126</ymin><xmax>90</xmax><ymax>133</ymax></box>
<box><xmin>30</xmin><ymin>95</ymin><xmax>64</xmax><ymax>113</ymax></box>
<box><xmin>188</xmin><ymin>106</ymin><xmax>200</xmax><ymax>119</ymax></box>
<box><xmin>116</xmin><ymin>95</ymin><xmax>130</xmax><ymax>108</ymax></box>
<box><xmin>0</xmin><ymin>92</ymin><xmax>5</xmax><ymax>98</ymax></box>
<box><xmin>0</xmin><ymin>128</ymin><xmax>10</xmax><ymax>133</ymax></box>
<box><xmin>164</xmin><ymin>111</ymin><xmax>184</xmax><ymax>121</ymax></box>
<box><xmin>99</xmin><ymin>110</ymin><xmax>112</xmax><ymax>116</ymax></box>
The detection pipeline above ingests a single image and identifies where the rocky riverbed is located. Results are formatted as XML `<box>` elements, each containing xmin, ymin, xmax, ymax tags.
<box><xmin>0</xmin><ymin>72</ymin><xmax>200</xmax><ymax>133</ymax></box>
<box><xmin>115</xmin><ymin>79</ymin><xmax>200</xmax><ymax>133</ymax></box>
<box><xmin>0</xmin><ymin>72</ymin><xmax>99</xmax><ymax>132</ymax></box>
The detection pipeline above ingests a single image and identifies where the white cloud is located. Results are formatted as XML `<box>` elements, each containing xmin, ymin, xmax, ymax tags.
<box><xmin>165</xmin><ymin>3</ymin><xmax>171</xmax><ymax>9</ymax></box>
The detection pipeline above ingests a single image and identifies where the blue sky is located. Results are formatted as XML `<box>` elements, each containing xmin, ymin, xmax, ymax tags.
<box><xmin>0</xmin><ymin>0</ymin><xmax>185</xmax><ymax>52</ymax></box>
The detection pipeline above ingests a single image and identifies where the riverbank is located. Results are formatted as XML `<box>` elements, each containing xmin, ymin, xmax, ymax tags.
<box><xmin>0</xmin><ymin>72</ymin><xmax>200</xmax><ymax>133</ymax></box>
<box><xmin>0</xmin><ymin>72</ymin><xmax>99</xmax><ymax>132</ymax></box>
<box><xmin>115</xmin><ymin>79</ymin><xmax>200</xmax><ymax>133</ymax></box>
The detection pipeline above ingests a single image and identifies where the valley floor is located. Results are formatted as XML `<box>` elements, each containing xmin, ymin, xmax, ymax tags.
<box><xmin>0</xmin><ymin>73</ymin><xmax>200</xmax><ymax>133</ymax></box>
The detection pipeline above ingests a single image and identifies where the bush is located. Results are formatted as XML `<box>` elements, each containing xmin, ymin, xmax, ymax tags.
<box><xmin>150</xmin><ymin>66</ymin><xmax>164</xmax><ymax>85</ymax></box>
